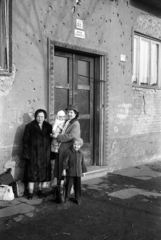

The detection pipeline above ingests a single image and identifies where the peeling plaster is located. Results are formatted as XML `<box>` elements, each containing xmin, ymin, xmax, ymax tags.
<box><xmin>116</xmin><ymin>103</ymin><xmax>132</xmax><ymax>120</ymax></box>
<box><xmin>135</xmin><ymin>14</ymin><xmax>161</xmax><ymax>39</ymax></box>
<box><xmin>0</xmin><ymin>66</ymin><xmax>16</xmax><ymax>96</ymax></box>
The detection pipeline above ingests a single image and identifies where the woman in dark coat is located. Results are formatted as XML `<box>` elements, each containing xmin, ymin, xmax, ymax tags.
<box><xmin>22</xmin><ymin>109</ymin><xmax>52</xmax><ymax>199</ymax></box>
<box><xmin>54</xmin><ymin>105</ymin><xmax>81</xmax><ymax>182</ymax></box>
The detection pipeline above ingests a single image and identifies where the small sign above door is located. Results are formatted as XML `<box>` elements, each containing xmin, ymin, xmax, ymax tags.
<box><xmin>74</xmin><ymin>29</ymin><xmax>85</xmax><ymax>39</ymax></box>
<box><xmin>76</xmin><ymin>19</ymin><xmax>83</xmax><ymax>29</ymax></box>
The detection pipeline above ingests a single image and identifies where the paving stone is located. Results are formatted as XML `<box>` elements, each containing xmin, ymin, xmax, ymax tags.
<box><xmin>112</xmin><ymin>165</ymin><xmax>161</xmax><ymax>179</ymax></box>
<box><xmin>0</xmin><ymin>199</ymin><xmax>20</xmax><ymax>208</ymax></box>
<box><xmin>13</xmin><ymin>215</ymin><xmax>24</xmax><ymax>222</ymax></box>
<box><xmin>0</xmin><ymin>203</ymin><xmax>35</xmax><ymax>218</ymax></box>
<box><xmin>17</xmin><ymin>197</ymin><xmax>43</xmax><ymax>205</ymax></box>
<box><xmin>25</xmin><ymin>212</ymin><xmax>34</xmax><ymax>217</ymax></box>
<box><xmin>108</xmin><ymin>188</ymin><xmax>161</xmax><ymax>199</ymax></box>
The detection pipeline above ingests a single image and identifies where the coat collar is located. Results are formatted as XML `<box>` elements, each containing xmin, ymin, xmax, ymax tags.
<box><xmin>71</xmin><ymin>147</ymin><xmax>81</xmax><ymax>154</ymax></box>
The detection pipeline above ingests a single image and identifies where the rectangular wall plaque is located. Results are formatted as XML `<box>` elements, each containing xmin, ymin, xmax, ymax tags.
<box><xmin>76</xmin><ymin>19</ymin><xmax>83</xmax><ymax>29</ymax></box>
<box><xmin>74</xmin><ymin>29</ymin><xmax>85</xmax><ymax>39</ymax></box>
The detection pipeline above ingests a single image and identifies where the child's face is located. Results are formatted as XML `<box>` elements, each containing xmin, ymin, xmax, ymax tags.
<box><xmin>58</xmin><ymin>115</ymin><xmax>65</xmax><ymax>121</ymax></box>
<box><xmin>73</xmin><ymin>141</ymin><xmax>81</xmax><ymax>151</ymax></box>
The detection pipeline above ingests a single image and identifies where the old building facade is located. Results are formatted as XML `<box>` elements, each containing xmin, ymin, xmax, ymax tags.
<box><xmin>0</xmin><ymin>0</ymin><xmax>161</xmax><ymax>179</ymax></box>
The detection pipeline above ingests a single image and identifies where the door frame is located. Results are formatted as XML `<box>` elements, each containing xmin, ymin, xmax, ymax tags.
<box><xmin>47</xmin><ymin>39</ymin><xmax>108</xmax><ymax>166</ymax></box>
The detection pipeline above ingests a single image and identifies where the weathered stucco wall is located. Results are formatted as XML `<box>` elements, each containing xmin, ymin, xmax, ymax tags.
<box><xmin>0</xmin><ymin>0</ymin><xmax>161</xmax><ymax>177</ymax></box>
<box><xmin>108</xmin><ymin>2</ymin><xmax>161</xmax><ymax>171</ymax></box>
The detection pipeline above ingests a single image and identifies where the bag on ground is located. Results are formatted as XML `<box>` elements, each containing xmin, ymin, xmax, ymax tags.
<box><xmin>12</xmin><ymin>181</ymin><xmax>25</xmax><ymax>197</ymax></box>
<box><xmin>0</xmin><ymin>169</ymin><xmax>14</xmax><ymax>185</ymax></box>
<box><xmin>0</xmin><ymin>185</ymin><xmax>14</xmax><ymax>201</ymax></box>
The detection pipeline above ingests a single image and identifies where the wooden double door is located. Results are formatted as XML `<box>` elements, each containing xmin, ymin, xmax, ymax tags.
<box><xmin>54</xmin><ymin>51</ymin><xmax>94</xmax><ymax>165</ymax></box>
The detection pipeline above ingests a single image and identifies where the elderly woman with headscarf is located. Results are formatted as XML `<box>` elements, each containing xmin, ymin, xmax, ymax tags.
<box><xmin>22</xmin><ymin>109</ymin><xmax>52</xmax><ymax>199</ymax></box>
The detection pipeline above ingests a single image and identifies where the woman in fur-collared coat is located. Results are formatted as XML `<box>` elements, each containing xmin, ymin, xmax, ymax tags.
<box><xmin>53</xmin><ymin>105</ymin><xmax>81</xmax><ymax>181</ymax></box>
<box><xmin>22</xmin><ymin>109</ymin><xmax>52</xmax><ymax>199</ymax></box>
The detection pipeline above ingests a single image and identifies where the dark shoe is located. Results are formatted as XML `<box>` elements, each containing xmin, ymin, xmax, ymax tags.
<box><xmin>37</xmin><ymin>190</ymin><xmax>42</xmax><ymax>198</ymax></box>
<box><xmin>75</xmin><ymin>199</ymin><xmax>81</xmax><ymax>205</ymax></box>
<box><xmin>27</xmin><ymin>193</ymin><xmax>33</xmax><ymax>200</ymax></box>
<box><xmin>65</xmin><ymin>197</ymin><xmax>69</xmax><ymax>203</ymax></box>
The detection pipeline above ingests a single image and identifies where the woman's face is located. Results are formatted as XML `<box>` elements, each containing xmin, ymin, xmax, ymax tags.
<box><xmin>67</xmin><ymin>110</ymin><xmax>76</xmax><ymax>120</ymax></box>
<box><xmin>36</xmin><ymin>112</ymin><xmax>45</xmax><ymax>124</ymax></box>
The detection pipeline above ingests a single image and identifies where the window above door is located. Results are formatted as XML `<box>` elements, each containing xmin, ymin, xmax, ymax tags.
<box><xmin>132</xmin><ymin>33</ymin><xmax>161</xmax><ymax>89</ymax></box>
<box><xmin>0</xmin><ymin>0</ymin><xmax>12</xmax><ymax>75</ymax></box>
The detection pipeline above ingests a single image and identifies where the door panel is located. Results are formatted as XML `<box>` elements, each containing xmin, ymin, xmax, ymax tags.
<box><xmin>54</xmin><ymin>54</ymin><xmax>72</xmax><ymax>113</ymax></box>
<box><xmin>76</xmin><ymin>56</ymin><xmax>94</xmax><ymax>165</ymax></box>
<box><xmin>55</xmin><ymin>51</ymin><xmax>94</xmax><ymax>165</ymax></box>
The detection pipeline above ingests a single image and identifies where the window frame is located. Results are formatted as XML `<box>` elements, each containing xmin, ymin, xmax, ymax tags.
<box><xmin>0</xmin><ymin>0</ymin><xmax>12</xmax><ymax>75</ymax></box>
<box><xmin>132</xmin><ymin>33</ymin><xmax>161</xmax><ymax>89</ymax></box>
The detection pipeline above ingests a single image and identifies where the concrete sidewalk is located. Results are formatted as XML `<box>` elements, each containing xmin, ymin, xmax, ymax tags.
<box><xmin>1</xmin><ymin>161</ymin><xmax>161</xmax><ymax>220</ymax></box>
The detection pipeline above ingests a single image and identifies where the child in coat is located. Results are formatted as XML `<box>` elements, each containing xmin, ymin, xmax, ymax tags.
<box><xmin>62</xmin><ymin>137</ymin><xmax>87</xmax><ymax>204</ymax></box>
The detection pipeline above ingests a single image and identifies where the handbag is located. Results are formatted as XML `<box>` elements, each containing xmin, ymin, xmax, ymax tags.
<box><xmin>0</xmin><ymin>169</ymin><xmax>14</xmax><ymax>185</ymax></box>
<box><xmin>55</xmin><ymin>178</ymin><xmax>66</xmax><ymax>203</ymax></box>
<box><xmin>0</xmin><ymin>185</ymin><xmax>14</xmax><ymax>201</ymax></box>
<box><xmin>12</xmin><ymin>181</ymin><xmax>25</xmax><ymax>197</ymax></box>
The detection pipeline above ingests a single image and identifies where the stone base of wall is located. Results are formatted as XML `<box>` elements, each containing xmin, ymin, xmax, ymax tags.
<box><xmin>108</xmin><ymin>133</ymin><xmax>161</xmax><ymax>172</ymax></box>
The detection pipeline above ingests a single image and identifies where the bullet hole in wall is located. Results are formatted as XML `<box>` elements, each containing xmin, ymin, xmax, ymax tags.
<box><xmin>38</xmin><ymin>40</ymin><xmax>41</xmax><ymax>43</ymax></box>
<box><xmin>33</xmin><ymin>88</ymin><xmax>36</xmax><ymax>91</ymax></box>
<box><xmin>71</xmin><ymin>6</ymin><xmax>75</xmax><ymax>14</ymax></box>
<box><xmin>76</xmin><ymin>0</ymin><xmax>81</xmax><ymax>6</ymax></box>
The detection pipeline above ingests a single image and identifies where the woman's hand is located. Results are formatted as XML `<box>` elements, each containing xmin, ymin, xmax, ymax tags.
<box><xmin>50</xmin><ymin>132</ymin><xmax>58</xmax><ymax>138</ymax></box>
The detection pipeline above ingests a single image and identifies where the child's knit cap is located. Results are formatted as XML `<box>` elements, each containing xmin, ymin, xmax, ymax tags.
<box><xmin>57</xmin><ymin>110</ymin><xmax>66</xmax><ymax>117</ymax></box>
<box><xmin>73</xmin><ymin>137</ymin><xmax>83</xmax><ymax>146</ymax></box>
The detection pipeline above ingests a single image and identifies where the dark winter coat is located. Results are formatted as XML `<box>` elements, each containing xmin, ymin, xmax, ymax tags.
<box><xmin>63</xmin><ymin>147</ymin><xmax>87</xmax><ymax>177</ymax></box>
<box><xmin>22</xmin><ymin>120</ymin><xmax>52</xmax><ymax>182</ymax></box>
<box><xmin>54</xmin><ymin>119</ymin><xmax>80</xmax><ymax>179</ymax></box>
